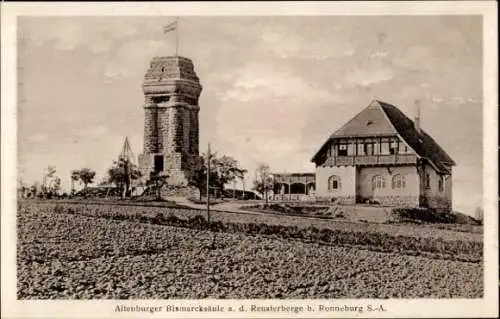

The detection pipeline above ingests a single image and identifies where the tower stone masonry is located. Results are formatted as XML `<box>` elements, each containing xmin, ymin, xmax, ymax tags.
<box><xmin>138</xmin><ymin>56</ymin><xmax>202</xmax><ymax>188</ymax></box>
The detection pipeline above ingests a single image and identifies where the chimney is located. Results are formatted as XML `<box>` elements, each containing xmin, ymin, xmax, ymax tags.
<box><xmin>414</xmin><ymin>100</ymin><xmax>421</xmax><ymax>134</ymax></box>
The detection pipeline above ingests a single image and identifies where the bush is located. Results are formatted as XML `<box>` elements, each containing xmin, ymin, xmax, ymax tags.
<box><xmin>189</xmin><ymin>215</ymin><xmax>208</xmax><ymax>229</ymax></box>
<box><xmin>393</xmin><ymin>208</ymin><xmax>459</xmax><ymax>224</ymax></box>
<box><xmin>152</xmin><ymin>212</ymin><xmax>166</xmax><ymax>225</ymax></box>
<box><xmin>54</xmin><ymin>204</ymin><xmax>64</xmax><ymax>215</ymax></box>
<box><xmin>165</xmin><ymin>213</ymin><xmax>182</xmax><ymax>226</ymax></box>
<box><xmin>335</xmin><ymin>211</ymin><xmax>345</xmax><ymax>218</ymax></box>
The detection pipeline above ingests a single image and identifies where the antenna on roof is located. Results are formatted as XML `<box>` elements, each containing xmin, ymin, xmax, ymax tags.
<box><xmin>414</xmin><ymin>100</ymin><xmax>422</xmax><ymax>134</ymax></box>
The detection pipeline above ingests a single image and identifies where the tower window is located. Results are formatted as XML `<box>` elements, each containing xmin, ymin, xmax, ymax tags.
<box><xmin>152</xmin><ymin>96</ymin><xmax>170</xmax><ymax>104</ymax></box>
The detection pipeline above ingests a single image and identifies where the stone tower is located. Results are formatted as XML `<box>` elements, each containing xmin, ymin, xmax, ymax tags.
<box><xmin>138</xmin><ymin>56</ymin><xmax>202</xmax><ymax>187</ymax></box>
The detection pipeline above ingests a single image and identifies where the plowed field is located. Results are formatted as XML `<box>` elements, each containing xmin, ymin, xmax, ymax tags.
<box><xmin>17</xmin><ymin>202</ymin><xmax>483</xmax><ymax>299</ymax></box>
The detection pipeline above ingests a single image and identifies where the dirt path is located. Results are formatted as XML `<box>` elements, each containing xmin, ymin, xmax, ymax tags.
<box><xmin>169</xmin><ymin>196</ymin><xmax>257</xmax><ymax>214</ymax></box>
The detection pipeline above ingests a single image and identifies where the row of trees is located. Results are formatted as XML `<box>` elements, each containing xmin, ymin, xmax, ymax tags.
<box><xmin>19</xmin><ymin>166</ymin><xmax>62</xmax><ymax>199</ymax></box>
<box><xmin>18</xmin><ymin>150</ymin><xmax>275</xmax><ymax>201</ymax></box>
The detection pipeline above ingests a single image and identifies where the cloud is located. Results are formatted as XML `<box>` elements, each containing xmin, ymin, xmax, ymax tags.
<box><xmin>452</xmin><ymin>96</ymin><xmax>466</xmax><ymax>104</ymax></box>
<box><xmin>103</xmin><ymin>62</ymin><xmax>130</xmax><ymax>82</ymax></box>
<box><xmin>346</xmin><ymin>68</ymin><xmax>395</xmax><ymax>87</ymax></box>
<box><xmin>431</xmin><ymin>95</ymin><xmax>481</xmax><ymax>105</ymax></box>
<box><xmin>431</xmin><ymin>96</ymin><xmax>445</xmax><ymax>103</ymax></box>
<box><xmin>218</xmin><ymin>63</ymin><xmax>335</xmax><ymax>103</ymax></box>
<box><xmin>368</xmin><ymin>51</ymin><xmax>388</xmax><ymax>59</ymax></box>
<box><xmin>70</xmin><ymin>125</ymin><xmax>110</xmax><ymax>141</ymax></box>
<box><xmin>20</xmin><ymin>17</ymin><xmax>138</xmax><ymax>53</ymax></box>
<box><xmin>212</xmin><ymin>63</ymin><xmax>352</xmax><ymax>176</ymax></box>
<box><xmin>259</xmin><ymin>27</ymin><xmax>354</xmax><ymax>60</ymax></box>
<box><xmin>467</xmin><ymin>97</ymin><xmax>482</xmax><ymax>103</ymax></box>
<box><xmin>102</xmin><ymin>40</ymin><xmax>167</xmax><ymax>83</ymax></box>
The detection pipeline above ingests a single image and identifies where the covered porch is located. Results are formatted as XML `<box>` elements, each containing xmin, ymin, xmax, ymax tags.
<box><xmin>270</xmin><ymin>173</ymin><xmax>316</xmax><ymax>201</ymax></box>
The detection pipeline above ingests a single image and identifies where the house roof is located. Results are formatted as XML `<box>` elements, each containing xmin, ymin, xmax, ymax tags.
<box><xmin>328</xmin><ymin>101</ymin><xmax>398</xmax><ymax>138</ymax></box>
<box><xmin>311</xmin><ymin>100</ymin><xmax>456</xmax><ymax>172</ymax></box>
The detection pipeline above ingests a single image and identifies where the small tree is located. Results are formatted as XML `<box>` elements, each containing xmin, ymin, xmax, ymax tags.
<box><xmin>212</xmin><ymin>155</ymin><xmax>247</xmax><ymax>198</ymax></box>
<box><xmin>29</xmin><ymin>182</ymin><xmax>40</xmax><ymax>198</ymax></box>
<box><xmin>188</xmin><ymin>151</ymin><xmax>240</xmax><ymax>200</ymax></box>
<box><xmin>105</xmin><ymin>159</ymin><xmax>141</xmax><ymax>198</ymax></box>
<box><xmin>49</xmin><ymin>176</ymin><xmax>61</xmax><ymax>197</ymax></box>
<box><xmin>40</xmin><ymin>166</ymin><xmax>62</xmax><ymax>198</ymax></box>
<box><xmin>17</xmin><ymin>179</ymin><xmax>28</xmax><ymax>199</ymax></box>
<box><xmin>71</xmin><ymin>168</ymin><xmax>96</xmax><ymax>191</ymax></box>
<box><xmin>253</xmin><ymin>163</ymin><xmax>273</xmax><ymax>205</ymax></box>
<box><xmin>70</xmin><ymin>171</ymin><xmax>79</xmax><ymax>195</ymax></box>
<box><xmin>188</xmin><ymin>156</ymin><xmax>209</xmax><ymax>200</ymax></box>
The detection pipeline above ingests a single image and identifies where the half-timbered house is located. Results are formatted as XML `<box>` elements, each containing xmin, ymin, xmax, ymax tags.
<box><xmin>310</xmin><ymin>100</ymin><xmax>455</xmax><ymax>210</ymax></box>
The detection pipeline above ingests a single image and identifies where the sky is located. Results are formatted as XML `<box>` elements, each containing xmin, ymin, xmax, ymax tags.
<box><xmin>17</xmin><ymin>16</ymin><xmax>483</xmax><ymax>214</ymax></box>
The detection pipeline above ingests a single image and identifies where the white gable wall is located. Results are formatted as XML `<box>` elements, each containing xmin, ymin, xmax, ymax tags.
<box><xmin>315</xmin><ymin>166</ymin><xmax>356</xmax><ymax>203</ymax></box>
<box><xmin>421</xmin><ymin>163</ymin><xmax>452</xmax><ymax>210</ymax></box>
<box><xmin>357</xmin><ymin>166</ymin><xmax>420</xmax><ymax>206</ymax></box>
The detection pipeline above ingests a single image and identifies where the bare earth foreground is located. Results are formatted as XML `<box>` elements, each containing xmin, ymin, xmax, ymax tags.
<box><xmin>17</xmin><ymin>201</ymin><xmax>483</xmax><ymax>299</ymax></box>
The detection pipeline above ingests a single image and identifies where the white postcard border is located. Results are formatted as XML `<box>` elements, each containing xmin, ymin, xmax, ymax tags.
<box><xmin>1</xmin><ymin>2</ymin><xmax>498</xmax><ymax>318</ymax></box>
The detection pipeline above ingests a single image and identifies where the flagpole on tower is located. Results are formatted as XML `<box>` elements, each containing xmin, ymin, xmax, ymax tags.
<box><xmin>175</xmin><ymin>16</ymin><xmax>179</xmax><ymax>56</ymax></box>
<box><xmin>163</xmin><ymin>17</ymin><xmax>180</xmax><ymax>57</ymax></box>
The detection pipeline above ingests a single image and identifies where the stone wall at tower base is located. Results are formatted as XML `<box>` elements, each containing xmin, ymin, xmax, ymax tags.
<box><xmin>138</xmin><ymin>152</ymin><xmax>201</xmax><ymax>200</ymax></box>
<box><xmin>160</xmin><ymin>185</ymin><xmax>200</xmax><ymax>199</ymax></box>
<box><xmin>138</xmin><ymin>153</ymin><xmax>194</xmax><ymax>186</ymax></box>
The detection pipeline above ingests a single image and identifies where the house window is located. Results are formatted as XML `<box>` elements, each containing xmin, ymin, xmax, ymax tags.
<box><xmin>372</xmin><ymin>175</ymin><xmax>386</xmax><ymax>190</ymax></box>
<box><xmin>381</xmin><ymin>141</ymin><xmax>390</xmax><ymax>155</ymax></box>
<box><xmin>338</xmin><ymin>144</ymin><xmax>348</xmax><ymax>156</ymax></box>
<box><xmin>373</xmin><ymin>141</ymin><xmax>380</xmax><ymax>155</ymax></box>
<box><xmin>425</xmin><ymin>173</ymin><xmax>431</xmax><ymax>188</ymax></box>
<box><xmin>389</xmin><ymin>141</ymin><xmax>398</xmax><ymax>155</ymax></box>
<box><xmin>328</xmin><ymin>175</ymin><xmax>341</xmax><ymax>191</ymax></box>
<box><xmin>357</xmin><ymin>143</ymin><xmax>365</xmax><ymax>155</ymax></box>
<box><xmin>438</xmin><ymin>175</ymin><xmax>445</xmax><ymax>192</ymax></box>
<box><xmin>364</xmin><ymin>143</ymin><xmax>373</xmax><ymax>155</ymax></box>
<box><xmin>392</xmin><ymin>174</ymin><xmax>406</xmax><ymax>189</ymax></box>
<box><xmin>347</xmin><ymin>143</ymin><xmax>356</xmax><ymax>155</ymax></box>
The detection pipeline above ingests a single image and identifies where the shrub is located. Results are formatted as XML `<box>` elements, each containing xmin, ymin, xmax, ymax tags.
<box><xmin>152</xmin><ymin>212</ymin><xmax>166</xmax><ymax>225</ymax></box>
<box><xmin>393</xmin><ymin>207</ymin><xmax>459</xmax><ymax>224</ymax></box>
<box><xmin>54</xmin><ymin>204</ymin><xmax>65</xmax><ymax>215</ymax></box>
<box><xmin>165</xmin><ymin>213</ymin><xmax>182</xmax><ymax>226</ymax></box>
<box><xmin>189</xmin><ymin>215</ymin><xmax>208</xmax><ymax>229</ymax></box>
